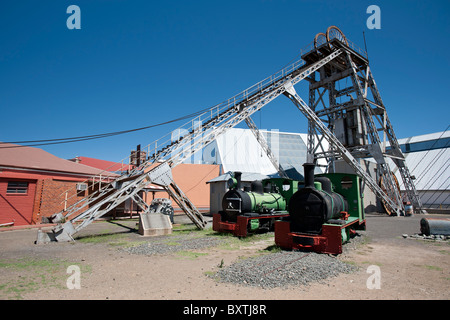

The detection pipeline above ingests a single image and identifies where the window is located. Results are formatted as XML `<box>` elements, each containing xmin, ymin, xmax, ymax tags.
<box><xmin>6</xmin><ymin>181</ymin><xmax>29</xmax><ymax>194</ymax></box>
<box><xmin>340</xmin><ymin>176</ymin><xmax>353</xmax><ymax>190</ymax></box>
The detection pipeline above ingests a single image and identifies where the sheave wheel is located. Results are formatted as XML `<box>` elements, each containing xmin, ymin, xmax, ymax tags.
<box><xmin>326</xmin><ymin>26</ymin><xmax>348</xmax><ymax>47</ymax></box>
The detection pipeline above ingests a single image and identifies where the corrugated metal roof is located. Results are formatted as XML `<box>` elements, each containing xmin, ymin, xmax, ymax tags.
<box><xmin>69</xmin><ymin>156</ymin><xmax>133</xmax><ymax>173</ymax></box>
<box><xmin>204</xmin><ymin>128</ymin><xmax>449</xmax><ymax>193</ymax></box>
<box><xmin>391</xmin><ymin>147</ymin><xmax>449</xmax><ymax>191</ymax></box>
<box><xmin>0</xmin><ymin>143</ymin><xmax>116</xmax><ymax>177</ymax></box>
<box><xmin>207</xmin><ymin>171</ymin><xmax>270</xmax><ymax>183</ymax></box>
<box><xmin>213</xmin><ymin>128</ymin><xmax>277</xmax><ymax>175</ymax></box>
<box><xmin>380</xmin><ymin>130</ymin><xmax>449</xmax><ymax>191</ymax></box>
<box><xmin>396</xmin><ymin>130</ymin><xmax>450</xmax><ymax>145</ymax></box>
<box><xmin>203</xmin><ymin>128</ymin><xmax>327</xmax><ymax>179</ymax></box>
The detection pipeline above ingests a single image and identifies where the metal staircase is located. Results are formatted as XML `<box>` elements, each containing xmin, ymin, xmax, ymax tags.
<box><xmin>37</xmin><ymin>26</ymin><xmax>422</xmax><ymax>243</ymax></box>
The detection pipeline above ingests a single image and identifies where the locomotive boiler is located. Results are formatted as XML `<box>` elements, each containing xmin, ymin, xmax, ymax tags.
<box><xmin>288</xmin><ymin>163</ymin><xmax>348</xmax><ymax>234</ymax></box>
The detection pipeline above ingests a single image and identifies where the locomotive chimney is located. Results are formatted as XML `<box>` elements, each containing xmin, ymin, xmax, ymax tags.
<box><xmin>303</xmin><ymin>163</ymin><xmax>316</xmax><ymax>189</ymax></box>
<box><xmin>234</xmin><ymin>171</ymin><xmax>242</xmax><ymax>190</ymax></box>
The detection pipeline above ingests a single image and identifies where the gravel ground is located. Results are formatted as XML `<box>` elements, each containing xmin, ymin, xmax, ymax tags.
<box><xmin>122</xmin><ymin>233</ymin><xmax>227</xmax><ymax>255</ymax></box>
<box><xmin>1</xmin><ymin>214</ymin><xmax>449</xmax><ymax>300</ymax></box>
<box><xmin>214</xmin><ymin>250</ymin><xmax>357</xmax><ymax>289</ymax></box>
<box><xmin>213</xmin><ymin>231</ymin><xmax>368</xmax><ymax>289</ymax></box>
<box><xmin>122</xmin><ymin>228</ymin><xmax>367</xmax><ymax>289</ymax></box>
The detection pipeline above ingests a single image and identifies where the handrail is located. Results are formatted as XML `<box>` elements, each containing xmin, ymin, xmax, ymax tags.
<box><xmin>345</xmin><ymin>38</ymin><xmax>368</xmax><ymax>59</ymax></box>
<box><xmin>55</xmin><ymin>37</ymin><xmax>365</xmax><ymax>215</ymax></box>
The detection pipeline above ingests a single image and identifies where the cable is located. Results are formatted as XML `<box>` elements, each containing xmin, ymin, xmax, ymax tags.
<box><xmin>0</xmin><ymin>106</ymin><xmax>213</xmax><ymax>149</ymax></box>
<box><xmin>426</xmin><ymin>176</ymin><xmax>449</xmax><ymax>207</ymax></box>
<box><xmin>430</xmin><ymin>192</ymin><xmax>450</xmax><ymax>209</ymax></box>
<box><xmin>409</xmin><ymin>125</ymin><xmax>449</xmax><ymax>175</ymax></box>
<box><xmin>419</xmin><ymin>157</ymin><xmax>449</xmax><ymax>192</ymax></box>
<box><xmin>1</xmin><ymin>48</ymin><xmax>307</xmax><ymax>150</ymax></box>
<box><xmin>414</xmin><ymin>141</ymin><xmax>449</xmax><ymax>186</ymax></box>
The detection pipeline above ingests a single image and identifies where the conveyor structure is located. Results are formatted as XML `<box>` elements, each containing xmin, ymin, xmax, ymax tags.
<box><xmin>36</xmin><ymin>26</ymin><xmax>422</xmax><ymax>243</ymax></box>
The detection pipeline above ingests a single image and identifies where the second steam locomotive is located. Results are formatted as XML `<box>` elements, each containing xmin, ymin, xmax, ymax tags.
<box><xmin>213</xmin><ymin>172</ymin><xmax>299</xmax><ymax>237</ymax></box>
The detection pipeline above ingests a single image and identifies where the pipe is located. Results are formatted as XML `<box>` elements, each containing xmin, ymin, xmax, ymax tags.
<box><xmin>251</xmin><ymin>181</ymin><xmax>264</xmax><ymax>194</ymax></box>
<box><xmin>0</xmin><ymin>221</ymin><xmax>14</xmax><ymax>227</ymax></box>
<box><xmin>315</xmin><ymin>177</ymin><xmax>332</xmax><ymax>193</ymax></box>
<box><xmin>303</xmin><ymin>163</ymin><xmax>316</xmax><ymax>189</ymax></box>
<box><xmin>420</xmin><ymin>218</ymin><xmax>450</xmax><ymax>236</ymax></box>
<box><xmin>234</xmin><ymin>171</ymin><xmax>242</xmax><ymax>190</ymax></box>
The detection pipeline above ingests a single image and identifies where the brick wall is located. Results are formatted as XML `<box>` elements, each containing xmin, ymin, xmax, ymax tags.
<box><xmin>0</xmin><ymin>169</ymin><xmax>121</xmax><ymax>226</ymax></box>
<box><xmin>33</xmin><ymin>179</ymin><xmax>87</xmax><ymax>223</ymax></box>
<box><xmin>1</xmin><ymin>163</ymin><xmax>220</xmax><ymax>225</ymax></box>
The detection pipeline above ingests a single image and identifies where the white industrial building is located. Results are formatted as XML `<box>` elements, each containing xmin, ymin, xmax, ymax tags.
<box><xmin>390</xmin><ymin>131</ymin><xmax>449</xmax><ymax>211</ymax></box>
<box><xmin>201</xmin><ymin>128</ymin><xmax>328</xmax><ymax>179</ymax></box>
<box><xmin>198</xmin><ymin>128</ymin><xmax>449</xmax><ymax>213</ymax></box>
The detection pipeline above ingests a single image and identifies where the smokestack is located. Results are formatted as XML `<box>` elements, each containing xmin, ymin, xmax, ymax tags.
<box><xmin>303</xmin><ymin>163</ymin><xmax>316</xmax><ymax>189</ymax></box>
<box><xmin>234</xmin><ymin>171</ymin><xmax>242</xmax><ymax>190</ymax></box>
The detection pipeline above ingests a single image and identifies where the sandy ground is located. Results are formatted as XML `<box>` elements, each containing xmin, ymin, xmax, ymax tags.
<box><xmin>0</xmin><ymin>213</ymin><xmax>449</xmax><ymax>301</ymax></box>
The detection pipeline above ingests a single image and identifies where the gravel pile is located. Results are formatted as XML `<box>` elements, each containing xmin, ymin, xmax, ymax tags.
<box><xmin>403</xmin><ymin>233</ymin><xmax>449</xmax><ymax>241</ymax></box>
<box><xmin>123</xmin><ymin>229</ymin><xmax>363</xmax><ymax>288</ymax></box>
<box><xmin>123</xmin><ymin>235</ymin><xmax>225</xmax><ymax>255</ymax></box>
<box><xmin>214</xmin><ymin>251</ymin><xmax>357</xmax><ymax>289</ymax></box>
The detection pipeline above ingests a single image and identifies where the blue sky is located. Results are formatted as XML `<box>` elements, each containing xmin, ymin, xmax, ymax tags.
<box><xmin>1</xmin><ymin>0</ymin><xmax>449</xmax><ymax>162</ymax></box>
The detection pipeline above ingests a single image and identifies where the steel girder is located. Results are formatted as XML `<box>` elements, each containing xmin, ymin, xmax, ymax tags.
<box><xmin>38</xmin><ymin>36</ymin><xmax>423</xmax><ymax>243</ymax></box>
<box><xmin>37</xmin><ymin>48</ymin><xmax>344</xmax><ymax>243</ymax></box>
<box><xmin>304</xmin><ymin>47</ymin><xmax>423</xmax><ymax>215</ymax></box>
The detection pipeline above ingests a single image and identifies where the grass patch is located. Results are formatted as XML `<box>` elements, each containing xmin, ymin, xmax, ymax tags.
<box><xmin>213</xmin><ymin>231</ymin><xmax>275</xmax><ymax>251</ymax></box>
<box><xmin>77</xmin><ymin>232</ymin><xmax>128</xmax><ymax>245</ymax></box>
<box><xmin>260</xmin><ymin>244</ymin><xmax>282</xmax><ymax>253</ymax></box>
<box><xmin>172</xmin><ymin>225</ymin><xmax>221</xmax><ymax>241</ymax></box>
<box><xmin>360</xmin><ymin>261</ymin><xmax>383</xmax><ymax>266</ymax></box>
<box><xmin>172</xmin><ymin>224</ymin><xmax>200</xmax><ymax>234</ymax></box>
<box><xmin>422</xmin><ymin>265</ymin><xmax>443</xmax><ymax>271</ymax></box>
<box><xmin>165</xmin><ymin>241</ymin><xmax>181</xmax><ymax>246</ymax></box>
<box><xmin>204</xmin><ymin>270</ymin><xmax>217</xmax><ymax>277</ymax></box>
<box><xmin>341</xmin><ymin>260</ymin><xmax>359</xmax><ymax>266</ymax></box>
<box><xmin>175</xmin><ymin>251</ymin><xmax>209</xmax><ymax>260</ymax></box>
<box><xmin>0</xmin><ymin>258</ymin><xmax>91</xmax><ymax>300</ymax></box>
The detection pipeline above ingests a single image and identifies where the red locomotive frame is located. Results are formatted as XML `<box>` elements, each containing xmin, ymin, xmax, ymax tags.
<box><xmin>212</xmin><ymin>212</ymin><xmax>289</xmax><ymax>237</ymax></box>
<box><xmin>274</xmin><ymin>218</ymin><xmax>366</xmax><ymax>255</ymax></box>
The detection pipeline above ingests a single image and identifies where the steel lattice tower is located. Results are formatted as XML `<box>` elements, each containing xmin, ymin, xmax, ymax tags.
<box><xmin>37</xmin><ymin>26</ymin><xmax>423</xmax><ymax>243</ymax></box>
<box><xmin>303</xmin><ymin>26</ymin><xmax>423</xmax><ymax>215</ymax></box>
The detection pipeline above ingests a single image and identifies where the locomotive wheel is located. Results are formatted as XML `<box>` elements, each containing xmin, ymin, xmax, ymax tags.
<box><xmin>326</xmin><ymin>26</ymin><xmax>348</xmax><ymax>47</ymax></box>
<box><xmin>379</xmin><ymin>172</ymin><xmax>401</xmax><ymax>216</ymax></box>
<box><xmin>314</xmin><ymin>32</ymin><xmax>327</xmax><ymax>50</ymax></box>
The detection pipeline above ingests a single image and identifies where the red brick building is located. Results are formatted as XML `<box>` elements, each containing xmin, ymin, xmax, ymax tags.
<box><xmin>0</xmin><ymin>144</ymin><xmax>116</xmax><ymax>226</ymax></box>
<box><xmin>0</xmin><ymin>143</ymin><xmax>220</xmax><ymax>227</ymax></box>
